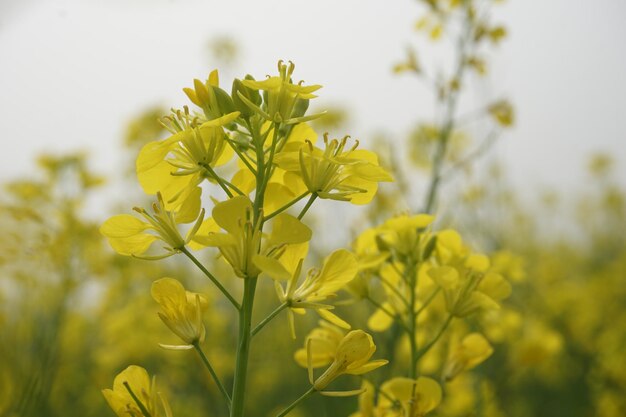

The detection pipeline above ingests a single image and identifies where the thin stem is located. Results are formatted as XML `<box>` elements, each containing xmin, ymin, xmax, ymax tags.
<box><xmin>180</xmin><ymin>247</ymin><xmax>240</xmax><ymax>310</ymax></box>
<box><xmin>230</xmin><ymin>277</ymin><xmax>258</xmax><ymax>417</ymax></box>
<box><xmin>220</xmin><ymin>177</ymin><xmax>246</xmax><ymax>196</ymax></box>
<box><xmin>378</xmin><ymin>275</ymin><xmax>409</xmax><ymax>308</ymax></box>
<box><xmin>406</xmin><ymin>261</ymin><xmax>418</xmax><ymax>379</ymax></box>
<box><xmin>123</xmin><ymin>382</ymin><xmax>152</xmax><ymax>417</ymax></box>
<box><xmin>365</xmin><ymin>295</ymin><xmax>408</xmax><ymax>332</ymax></box>
<box><xmin>297</xmin><ymin>193</ymin><xmax>317</xmax><ymax>220</ymax></box>
<box><xmin>415</xmin><ymin>288</ymin><xmax>440</xmax><ymax>317</ymax></box>
<box><xmin>415</xmin><ymin>314</ymin><xmax>454</xmax><ymax>361</ymax></box>
<box><xmin>193</xmin><ymin>343</ymin><xmax>232</xmax><ymax>409</ymax></box>
<box><xmin>275</xmin><ymin>387</ymin><xmax>316</xmax><ymax>417</ymax></box>
<box><xmin>263</xmin><ymin>192</ymin><xmax>310</xmax><ymax>222</ymax></box>
<box><xmin>251</xmin><ymin>302</ymin><xmax>288</xmax><ymax>337</ymax></box>
<box><xmin>441</xmin><ymin>129</ymin><xmax>499</xmax><ymax>181</ymax></box>
<box><xmin>422</xmin><ymin>4</ymin><xmax>472</xmax><ymax>214</ymax></box>
<box><xmin>226</xmin><ymin>138</ymin><xmax>257</xmax><ymax>176</ymax></box>
<box><xmin>200</xmin><ymin>162</ymin><xmax>234</xmax><ymax>198</ymax></box>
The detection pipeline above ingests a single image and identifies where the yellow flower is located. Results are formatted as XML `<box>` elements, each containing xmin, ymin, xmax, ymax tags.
<box><xmin>254</xmin><ymin>248</ymin><xmax>358</xmax><ymax>336</ymax></box>
<box><xmin>377</xmin><ymin>377</ymin><xmax>442</xmax><ymax>417</ymax></box>
<box><xmin>241</xmin><ymin>60</ymin><xmax>322</xmax><ymax>123</ymax></box>
<box><xmin>444</xmin><ymin>332</ymin><xmax>494</xmax><ymax>381</ymax></box>
<box><xmin>294</xmin><ymin>321</ymin><xmax>345</xmax><ymax>369</ymax></box>
<box><xmin>102</xmin><ymin>365</ymin><xmax>173</xmax><ymax>417</ymax></box>
<box><xmin>309</xmin><ymin>330</ymin><xmax>387</xmax><ymax>392</ymax></box>
<box><xmin>428</xmin><ymin>266</ymin><xmax>511</xmax><ymax>317</ymax></box>
<box><xmin>151</xmin><ymin>277</ymin><xmax>207</xmax><ymax>349</ymax></box>
<box><xmin>273</xmin><ymin>134</ymin><xmax>393</xmax><ymax>205</ymax></box>
<box><xmin>182</xmin><ymin>69</ymin><xmax>236</xmax><ymax>120</ymax></box>
<box><xmin>488</xmin><ymin>99</ymin><xmax>514</xmax><ymax>127</ymax></box>
<box><xmin>136</xmin><ymin>110</ymin><xmax>239</xmax><ymax>213</ymax></box>
<box><xmin>191</xmin><ymin>195</ymin><xmax>311</xmax><ymax>278</ymax></box>
<box><xmin>100</xmin><ymin>193</ymin><xmax>204</xmax><ymax>259</ymax></box>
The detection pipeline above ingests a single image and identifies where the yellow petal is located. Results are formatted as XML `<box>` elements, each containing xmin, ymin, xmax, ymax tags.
<box><xmin>212</xmin><ymin>195</ymin><xmax>252</xmax><ymax>233</ymax></box>
<box><xmin>267</xmin><ymin>213</ymin><xmax>312</xmax><ymax>246</ymax></box>
<box><xmin>318</xmin><ymin>309</ymin><xmax>351</xmax><ymax>329</ymax></box>
<box><xmin>100</xmin><ymin>215</ymin><xmax>148</xmax><ymax>238</ymax></box>
<box><xmin>108</xmin><ymin>234</ymin><xmax>157</xmax><ymax>256</ymax></box>
<box><xmin>253</xmin><ymin>255</ymin><xmax>292</xmax><ymax>281</ymax></box>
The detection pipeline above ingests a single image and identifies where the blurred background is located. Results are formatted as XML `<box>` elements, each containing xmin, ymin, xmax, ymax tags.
<box><xmin>1</xmin><ymin>1</ymin><xmax>625</xmax><ymax>417</ymax></box>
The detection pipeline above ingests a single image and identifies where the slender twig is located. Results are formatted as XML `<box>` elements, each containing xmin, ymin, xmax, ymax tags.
<box><xmin>200</xmin><ymin>162</ymin><xmax>233</xmax><ymax>198</ymax></box>
<box><xmin>264</xmin><ymin>192</ymin><xmax>310</xmax><ymax>222</ymax></box>
<box><xmin>251</xmin><ymin>303</ymin><xmax>288</xmax><ymax>337</ymax></box>
<box><xmin>297</xmin><ymin>194</ymin><xmax>317</xmax><ymax>220</ymax></box>
<box><xmin>275</xmin><ymin>387</ymin><xmax>316</xmax><ymax>417</ymax></box>
<box><xmin>415</xmin><ymin>288</ymin><xmax>440</xmax><ymax>317</ymax></box>
<box><xmin>365</xmin><ymin>295</ymin><xmax>409</xmax><ymax>332</ymax></box>
<box><xmin>193</xmin><ymin>343</ymin><xmax>232</xmax><ymax>409</ymax></box>
<box><xmin>415</xmin><ymin>314</ymin><xmax>454</xmax><ymax>360</ymax></box>
<box><xmin>180</xmin><ymin>247</ymin><xmax>240</xmax><ymax>310</ymax></box>
<box><xmin>123</xmin><ymin>382</ymin><xmax>152</xmax><ymax>417</ymax></box>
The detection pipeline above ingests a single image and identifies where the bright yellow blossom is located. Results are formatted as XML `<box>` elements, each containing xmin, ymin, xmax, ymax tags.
<box><xmin>100</xmin><ymin>193</ymin><xmax>204</xmax><ymax>259</ymax></box>
<box><xmin>136</xmin><ymin>110</ymin><xmax>239</xmax><ymax>213</ymax></box>
<box><xmin>309</xmin><ymin>330</ymin><xmax>387</xmax><ymax>392</ymax></box>
<box><xmin>102</xmin><ymin>365</ymin><xmax>173</xmax><ymax>417</ymax></box>
<box><xmin>191</xmin><ymin>195</ymin><xmax>311</xmax><ymax>278</ymax></box>
<box><xmin>274</xmin><ymin>134</ymin><xmax>393</xmax><ymax>205</ymax></box>
<box><xmin>151</xmin><ymin>278</ymin><xmax>207</xmax><ymax>349</ymax></box>
<box><xmin>254</xmin><ymin>248</ymin><xmax>358</xmax><ymax>335</ymax></box>
<box><xmin>240</xmin><ymin>60</ymin><xmax>322</xmax><ymax>123</ymax></box>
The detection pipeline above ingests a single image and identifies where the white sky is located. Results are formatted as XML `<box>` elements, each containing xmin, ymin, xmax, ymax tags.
<box><xmin>1</xmin><ymin>0</ymin><xmax>625</xmax><ymax>210</ymax></box>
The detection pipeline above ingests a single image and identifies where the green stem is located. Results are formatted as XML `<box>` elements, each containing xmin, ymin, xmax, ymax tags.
<box><xmin>251</xmin><ymin>303</ymin><xmax>288</xmax><ymax>337</ymax></box>
<box><xmin>193</xmin><ymin>343</ymin><xmax>232</xmax><ymax>409</ymax></box>
<box><xmin>365</xmin><ymin>295</ymin><xmax>408</xmax><ymax>332</ymax></box>
<box><xmin>230</xmin><ymin>277</ymin><xmax>258</xmax><ymax>417</ymax></box>
<box><xmin>415</xmin><ymin>288</ymin><xmax>440</xmax><ymax>317</ymax></box>
<box><xmin>200</xmin><ymin>162</ymin><xmax>234</xmax><ymax>198</ymax></box>
<box><xmin>297</xmin><ymin>193</ymin><xmax>317</xmax><ymax>220</ymax></box>
<box><xmin>415</xmin><ymin>314</ymin><xmax>454</xmax><ymax>361</ymax></box>
<box><xmin>123</xmin><ymin>382</ymin><xmax>152</xmax><ymax>417</ymax></box>
<box><xmin>264</xmin><ymin>192</ymin><xmax>310</xmax><ymax>222</ymax></box>
<box><xmin>275</xmin><ymin>387</ymin><xmax>316</xmax><ymax>417</ymax></box>
<box><xmin>406</xmin><ymin>261</ymin><xmax>418</xmax><ymax>379</ymax></box>
<box><xmin>422</xmin><ymin>5</ymin><xmax>471</xmax><ymax>214</ymax></box>
<box><xmin>181</xmin><ymin>247</ymin><xmax>240</xmax><ymax>310</ymax></box>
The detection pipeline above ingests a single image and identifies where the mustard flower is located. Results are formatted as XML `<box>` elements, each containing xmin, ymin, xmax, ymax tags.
<box><xmin>377</xmin><ymin>377</ymin><xmax>442</xmax><ymax>417</ymax></box>
<box><xmin>191</xmin><ymin>195</ymin><xmax>311</xmax><ymax>278</ymax></box>
<box><xmin>100</xmin><ymin>193</ymin><xmax>204</xmax><ymax>259</ymax></box>
<box><xmin>102</xmin><ymin>365</ymin><xmax>173</xmax><ymax>417</ymax></box>
<box><xmin>136</xmin><ymin>110</ymin><xmax>239</xmax><ymax>213</ymax></box>
<box><xmin>443</xmin><ymin>332</ymin><xmax>494</xmax><ymax>381</ymax></box>
<box><xmin>428</xmin><ymin>266</ymin><xmax>511</xmax><ymax>317</ymax></box>
<box><xmin>308</xmin><ymin>330</ymin><xmax>388</xmax><ymax>392</ymax></box>
<box><xmin>151</xmin><ymin>277</ymin><xmax>207</xmax><ymax>349</ymax></box>
<box><xmin>273</xmin><ymin>134</ymin><xmax>393</xmax><ymax>205</ymax></box>
<box><xmin>240</xmin><ymin>60</ymin><xmax>322</xmax><ymax>123</ymax></box>
<box><xmin>254</xmin><ymin>248</ymin><xmax>358</xmax><ymax>336</ymax></box>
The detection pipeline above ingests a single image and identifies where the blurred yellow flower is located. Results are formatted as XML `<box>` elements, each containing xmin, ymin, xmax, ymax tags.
<box><xmin>151</xmin><ymin>277</ymin><xmax>207</xmax><ymax>349</ymax></box>
<box><xmin>377</xmin><ymin>376</ymin><xmax>442</xmax><ymax>417</ymax></box>
<box><xmin>310</xmin><ymin>330</ymin><xmax>387</xmax><ymax>391</ymax></box>
<box><xmin>444</xmin><ymin>333</ymin><xmax>494</xmax><ymax>381</ymax></box>
<box><xmin>102</xmin><ymin>365</ymin><xmax>173</xmax><ymax>417</ymax></box>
